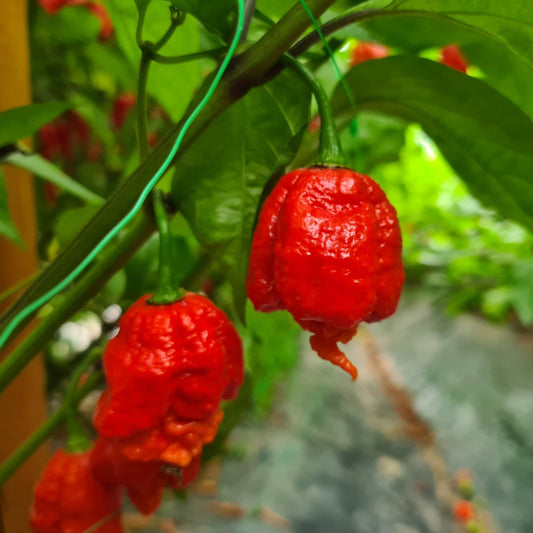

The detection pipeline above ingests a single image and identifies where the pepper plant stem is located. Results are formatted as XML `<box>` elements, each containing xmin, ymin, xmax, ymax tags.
<box><xmin>282</xmin><ymin>54</ymin><xmax>344</xmax><ymax>165</ymax></box>
<box><xmin>150</xmin><ymin>191</ymin><xmax>184</xmax><ymax>304</ymax></box>
<box><xmin>137</xmin><ymin>52</ymin><xmax>151</xmax><ymax>161</ymax></box>
<box><xmin>0</xmin><ymin>214</ymin><xmax>154</xmax><ymax>394</ymax></box>
<box><xmin>0</xmin><ymin>370</ymin><xmax>103</xmax><ymax>487</ymax></box>
<box><xmin>64</xmin><ymin>348</ymin><xmax>102</xmax><ymax>453</ymax></box>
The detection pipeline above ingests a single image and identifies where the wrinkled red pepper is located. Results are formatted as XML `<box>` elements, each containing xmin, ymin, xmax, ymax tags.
<box><xmin>110</xmin><ymin>92</ymin><xmax>136</xmax><ymax>131</ymax></box>
<box><xmin>94</xmin><ymin>293</ymin><xmax>243</xmax><ymax>438</ymax></box>
<box><xmin>30</xmin><ymin>449</ymin><xmax>122</xmax><ymax>532</ymax></box>
<box><xmin>91</xmin><ymin>437</ymin><xmax>202</xmax><ymax>515</ymax></box>
<box><xmin>101</xmin><ymin>408</ymin><xmax>223</xmax><ymax>469</ymax></box>
<box><xmin>247</xmin><ymin>166</ymin><xmax>404</xmax><ymax>379</ymax></box>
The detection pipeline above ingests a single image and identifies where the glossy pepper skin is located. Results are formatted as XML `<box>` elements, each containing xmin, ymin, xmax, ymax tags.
<box><xmin>30</xmin><ymin>449</ymin><xmax>122</xmax><ymax>533</ymax></box>
<box><xmin>94</xmin><ymin>293</ymin><xmax>244</xmax><ymax>437</ymax></box>
<box><xmin>247</xmin><ymin>166</ymin><xmax>404</xmax><ymax>379</ymax></box>
<box><xmin>102</xmin><ymin>408</ymin><xmax>223</xmax><ymax>468</ymax></box>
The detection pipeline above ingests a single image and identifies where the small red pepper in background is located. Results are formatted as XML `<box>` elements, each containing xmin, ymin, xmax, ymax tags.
<box><xmin>247</xmin><ymin>166</ymin><xmax>404</xmax><ymax>380</ymax></box>
<box><xmin>38</xmin><ymin>0</ymin><xmax>113</xmax><ymax>41</ymax></box>
<box><xmin>94</xmin><ymin>293</ymin><xmax>243</xmax><ymax>437</ymax></box>
<box><xmin>86</xmin><ymin>2</ymin><xmax>114</xmax><ymax>41</ymax></box>
<box><xmin>439</xmin><ymin>44</ymin><xmax>469</xmax><ymax>73</ymax></box>
<box><xmin>110</xmin><ymin>92</ymin><xmax>136</xmax><ymax>131</ymax></box>
<box><xmin>453</xmin><ymin>499</ymin><xmax>475</xmax><ymax>522</ymax></box>
<box><xmin>30</xmin><ymin>449</ymin><xmax>123</xmax><ymax>532</ymax></box>
<box><xmin>350</xmin><ymin>41</ymin><xmax>389</xmax><ymax>67</ymax></box>
<box><xmin>39</xmin><ymin>111</ymin><xmax>90</xmax><ymax>163</ymax></box>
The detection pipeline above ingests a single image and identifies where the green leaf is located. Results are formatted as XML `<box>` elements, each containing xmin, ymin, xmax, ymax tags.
<box><xmin>0</xmin><ymin>169</ymin><xmax>23</xmax><ymax>246</ymax></box>
<box><xmin>3</xmin><ymin>152</ymin><xmax>104</xmax><ymax>205</ymax></box>
<box><xmin>169</xmin><ymin>0</ymin><xmax>236</xmax><ymax>40</ymax></box>
<box><xmin>332</xmin><ymin>56</ymin><xmax>533</xmax><ymax>233</ymax></box>
<box><xmin>256</xmin><ymin>0</ymin><xmax>290</xmax><ymax>20</ymax></box>
<box><xmin>54</xmin><ymin>206</ymin><xmax>101</xmax><ymax>248</ymax></box>
<box><xmin>106</xmin><ymin>0</ymin><xmax>199</xmax><ymax>120</ymax></box>
<box><xmin>172</xmin><ymin>71</ymin><xmax>311</xmax><ymax>318</ymax></box>
<box><xmin>380</xmin><ymin>0</ymin><xmax>533</xmax><ymax>72</ymax></box>
<box><xmin>0</xmin><ymin>103</ymin><xmax>70</xmax><ymax>147</ymax></box>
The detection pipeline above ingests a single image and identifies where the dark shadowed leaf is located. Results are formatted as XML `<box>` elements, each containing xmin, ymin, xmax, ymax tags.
<box><xmin>0</xmin><ymin>103</ymin><xmax>69</xmax><ymax>147</ymax></box>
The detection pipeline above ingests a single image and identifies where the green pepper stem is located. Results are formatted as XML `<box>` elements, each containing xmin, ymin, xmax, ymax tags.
<box><xmin>64</xmin><ymin>348</ymin><xmax>102</xmax><ymax>453</ymax></box>
<box><xmin>0</xmin><ymin>371</ymin><xmax>103</xmax><ymax>486</ymax></box>
<box><xmin>150</xmin><ymin>190</ymin><xmax>185</xmax><ymax>304</ymax></box>
<box><xmin>282</xmin><ymin>54</ymin><xmax>344</xmax><ymax>166</ymax></box>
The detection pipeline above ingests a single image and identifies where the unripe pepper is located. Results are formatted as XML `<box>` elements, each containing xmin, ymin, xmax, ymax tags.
<box><xmin>94</xmin><ymin>293</ymin><xmax>243</xmax><ymax>437</ymax></box>
<box><xmin>30</xmin><ymin>449</ymin><xmax>122</xmax><ymax>533</ymax></box>
<box><xmin>247</xmin><ymin>166</ymin><xmax>404</xmax><ymax>379</ymax></box>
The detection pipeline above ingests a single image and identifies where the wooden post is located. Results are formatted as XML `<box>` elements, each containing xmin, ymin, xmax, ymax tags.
<box><xmin>0</xmin><ymin>1</ymin><xmax>48</xmax><ymax>532</ymax></box>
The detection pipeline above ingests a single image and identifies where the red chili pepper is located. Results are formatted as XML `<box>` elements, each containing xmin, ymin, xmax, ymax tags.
<box><xmin>38</xmin><ymin>112</ymin><xmax>90</xmax><ymax>163</ymax></box>
<box><xmin>110</xmin><ymin>92</ymin><xmax>136</xmax><ymax>131</ymax></box>
<box><xmin>453</xmin><ymin>499</ymin><xmax>475</xmax><ymax>522</ymax></box>
<box><xmin>30</xmin><ymin>449</ymin><xmax>122</xmax><ymax>532</ymax></box>
<box><xmin>103</xmin><ymin>408</ymin><xmax>223</xmax><ymax>468</ymax></box>
<box><xmin>94</xmin><ymin>293</ymin><xmax>243</xmax><ymax>437</ymax></box>
<box><xmin>86</xmin><ymin>2</ymin><xmax>114</xmax><ymax>41</ymax></box>
<box><xmin>350</xmin><ymin>41</ymin><xmax>389</xmax><ymax>67</ymax></box>
<box><xmin>439</xmin><ymin>44</ymin><xmax>469</xmax><ymax>73</ymax></box>
<box><xmin>247</xmin><ymin>166</ymin><xmax>404</xmax><ymax>379</ymax></box>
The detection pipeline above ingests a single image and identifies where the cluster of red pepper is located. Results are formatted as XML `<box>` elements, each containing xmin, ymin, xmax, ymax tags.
<box><xmin>31</xmin><ymin>293</ymin><xmax>245</xmax><ymax>531</ymax></box>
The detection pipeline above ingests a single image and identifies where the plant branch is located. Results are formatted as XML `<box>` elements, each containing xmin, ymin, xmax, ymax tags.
<box><xmin>137</xmin><ymin>53</ymin><xmax>151</xmax><ymax>160</ymax></box>
<box><xmin>289</xmin><ymin>9</ymin><xmax>379</xmax><ymax>56</ymax></box>
<box><xmin>241</xmin><ymin>0</ymin><xmax>257</xmax><ymax>42</ymax></box>
<box><xmin>152</xmin><ymin>48</ymin><xmax>224</xmax><ymax>65</ymax></box>
<box><xmin>135</xmin><ymin>1</ymin><xmax>150</xmax><ymax>49</ymax></box>
<box><xmin>153</xmin><ymin>7</ymin><xmax>185</xmax><ymax>52</ymax></box>
<box><xmin>0</xmin><ymin>370</ymin><xmax>103</xmax><ymax>487</ymax></box>
<box><xmin>0</xmin><ymin>214</ymin><xmax>154</xmax><ymax>394</ymax></box>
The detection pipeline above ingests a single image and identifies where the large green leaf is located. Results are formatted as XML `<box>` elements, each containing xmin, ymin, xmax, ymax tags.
<box><xmin>0</xmin><ymin>169</ymin><xmax>22</xmax><ymax>246</ymax></box>
<box><xmin>169</xmin><ymin>0</ymin><xmax>236</xmax><ymax>40</ymax></box>
<box><xmin>350</xmin><ymin>12</ymin><xmax>533</xmax><ymax>119</ymax></box>
<box><xmin>379</xmin><ymin>0</ymin><xmax>533</xmax><ymax>72</ymax></box>
<box><xmin>0</xmin><ymin>103</ymin><xmax>69</xmax><ymax>147</ymax></box>
<box><xmin>332</xmin><ymin>56</ymin><xmax>533</xmax><ymax>233</ymax></box>
<box><xmin>172</xmin><ymin>71</ymin><xmax>311</xmax><ymax>317</ymax></box>
<box><xmin>106</xmin><ymin>0</ymin><xmax>199</xmax><ymax>121</ymax></box>
<box><xmin>3</xmin><ymin>152</ymin><xmax>104</xmax><ymax>205</ymax></box>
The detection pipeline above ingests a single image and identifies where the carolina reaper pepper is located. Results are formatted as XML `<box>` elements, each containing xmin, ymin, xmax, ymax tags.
<box><xmin>246</xmin><ymin>166</ymin><xmax>404</xmax><ymax>379</ymax></box>
<box><xmin>94</xmin><ymin>292</ymin><xmax>244</xmax><ymax>438</ymax></box>
<box><xmin>247</xmin><ymin>56</ymin><xmax>404</xmax><ymax>380</ymax></box>
<box><xmin>30</xmin><ymin>449</ymin><xmax>122</xmax><ymax>533</ymax></box>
